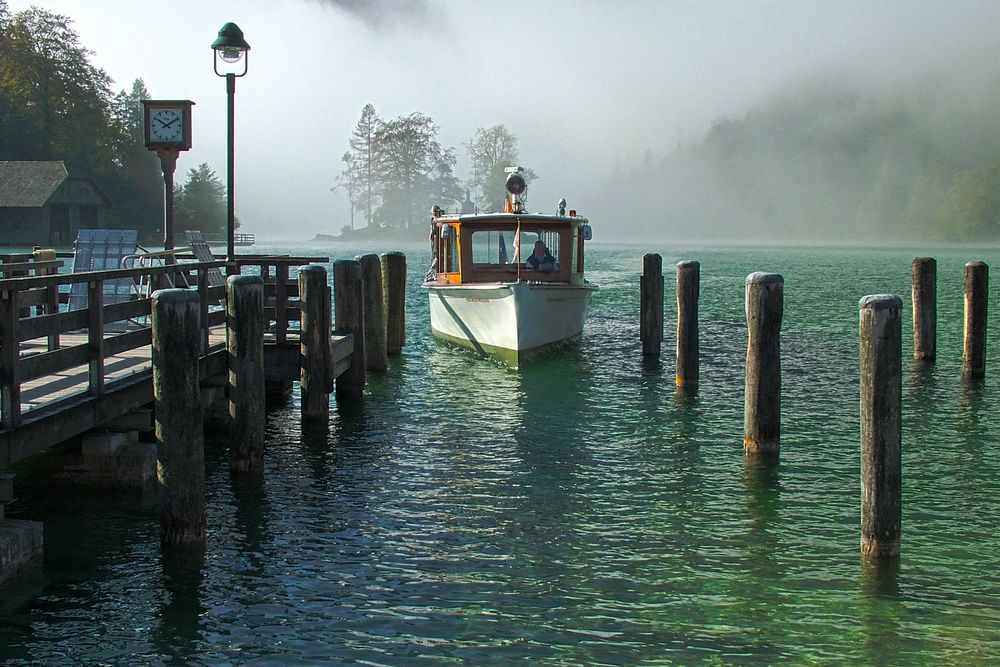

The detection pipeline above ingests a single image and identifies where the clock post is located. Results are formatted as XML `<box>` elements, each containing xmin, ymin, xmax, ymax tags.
<box><xmin>142</xmin><ymin>99</ymin><xmax>194</xmax><ymax>255</ymax></box>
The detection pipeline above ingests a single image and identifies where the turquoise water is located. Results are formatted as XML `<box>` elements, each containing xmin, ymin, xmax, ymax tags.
<box><xmin>2</xmin><ymin>243</ymin><xmax>999</xmax><ymax>665</ymax></box>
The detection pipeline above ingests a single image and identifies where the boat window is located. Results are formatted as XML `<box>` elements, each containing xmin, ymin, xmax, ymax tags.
<box><xmin>572</xmin><ymin>225</ymin><xmax>580</xmax><ymax>274</ymax></box>
<box><xmin>471</xmin><ymin>230</ymin><xmax>510</xmax><ymax>264</ymax></box>
<box><xmin>469</xmin><ymin>228</ymin><xmax>562</xmax><ymax>269</ymax></box>
<box><xmin>440</xmin><ymin>224</ymin><xmax>459</xmax><ymax>273</ymax></box>
<box><xmin>519</xmin><ymin>229</ymin><xmax>561</xmax><ymax>271</ymax></box>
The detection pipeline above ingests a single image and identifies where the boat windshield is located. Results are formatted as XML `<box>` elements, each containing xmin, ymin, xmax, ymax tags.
<box><xmin>471</xmin><ymin>228</ymin><xmax>562</xmax><ymax>270</ymax></box>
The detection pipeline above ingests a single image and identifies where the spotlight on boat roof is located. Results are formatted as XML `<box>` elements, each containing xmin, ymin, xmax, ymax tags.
<box><xmin>505</xmin><ymin>166</ymin><xmax>527</xmax><ymax>196</ymax></box>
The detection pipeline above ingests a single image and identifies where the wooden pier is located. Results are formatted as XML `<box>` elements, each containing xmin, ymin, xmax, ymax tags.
<box><xmin>0</xmin><ymin>255</ymin><xmax>352</xmax><ymax>468</ymax></box>
<box><xmin>0</xmin><ymin>252</ymin><xmax>371</xmax><ymax>583</ymax></box>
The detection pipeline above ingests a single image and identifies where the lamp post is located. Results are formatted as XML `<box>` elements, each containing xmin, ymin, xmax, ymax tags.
<box><xmin>211</xmin><ymin>22</ymin><xmax>250</xmax><ymax>263</ymax></box>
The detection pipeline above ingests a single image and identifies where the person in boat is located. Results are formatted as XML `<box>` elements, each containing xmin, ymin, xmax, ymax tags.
<box><xmin>526</xmin><ymin>240</ymin><xmax>555</xmax><ymax>271</ymax></box>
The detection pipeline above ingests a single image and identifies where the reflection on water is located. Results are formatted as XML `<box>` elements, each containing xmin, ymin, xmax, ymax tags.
<box><xmin>3</xmin><ymin>244</ymin><xmax>1000</xmax><ymax>664</ymax></box>
<box><xmin>155</xmin><ymin>547</ymin><xmax>206</xmax><ymax>664</ymax></box>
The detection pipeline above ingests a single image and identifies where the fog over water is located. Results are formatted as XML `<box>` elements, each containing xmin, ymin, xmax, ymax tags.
<box><xmin>7</xmin><ymin>0</ymin><xmax>1000</xmax><ymax>242</ymax></box>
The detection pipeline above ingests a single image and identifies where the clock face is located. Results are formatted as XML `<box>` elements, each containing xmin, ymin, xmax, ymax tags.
<box><xmin>149</xmin><ymin>108</ymin><xmax>183</xmax><ymax>143</ymax></box>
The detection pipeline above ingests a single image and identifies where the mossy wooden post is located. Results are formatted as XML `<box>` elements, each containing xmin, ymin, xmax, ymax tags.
<box><xmin>334</xmin><ymin>259</ymin><xmax>365</xmax><ymax>398</ymax></box>
<box><xmin>963</xmin><ymin>261</ymin><xmax>988</xmax><ymax>380</ymax></box>
<box><xmin>744</xmin><ymin>272</ymin><xmax>783</xmax><ymax>456</ymax></box>
<box><xmin>227</xmin><ymin>275</ymin><xmax>264</xmax><ymax>473</ymax></box>
<box><xmin>676</xmin><ymin>260</ymin><xmax>700</xmax><ymax>387</ymax></box>
<box><xmin>152</xmin><ymin>289</ymin><xmax>205</xmax><ymax>546</ymax></box>
<box><xmin>911</xmin><ymin>257</ymin><xmax>936</xmax><ymax>361</ymax></box>
<box><xmin>359</xmin><ymin>254</ymin><xmax>388</xmax><ymax>372</ymax></box>
<box><xmin>299</xmin><ymin>264</ymin><xmax>331</xmax><ymax>419</ymax></box>
<box><xmin>860</xmin><ymin>294</ymin><xmax>902</xmax><ymax>559</ymax></box>
<box><xmin>381</xmin><ymin>251</ymin><xmax>407</xmax><ymax>356</ymax></box>
<box><xmin>640</xmin><ymin>254</ymin><xmax>663</xmax><ymax>356</ymax></box>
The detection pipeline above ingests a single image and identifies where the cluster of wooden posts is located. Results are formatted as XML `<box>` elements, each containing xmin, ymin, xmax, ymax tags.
<box><xmin>640</xmin><ymin>255</ymin><xmax>989</xmax><ymax>560</ymax></box>
<box><xmin>155</xmin><ymin>252</ymin><xmax>406</xmax><ymax>546</ymax></box>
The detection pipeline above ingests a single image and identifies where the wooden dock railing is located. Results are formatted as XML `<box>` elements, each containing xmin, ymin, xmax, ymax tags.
<box><xmin>0</xmin><ymin>254</ymin><xmax>327</xmax><ymax>434</ymax></box>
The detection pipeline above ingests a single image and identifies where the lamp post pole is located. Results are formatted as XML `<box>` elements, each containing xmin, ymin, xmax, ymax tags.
<box><xmin>226</xmin><ymin>72</ymin><xmax>236</xmax><ymax>263</ymax></box>
<box><xmin>212</xmin><ymin>21</ymin><xmax>250</xmax><ymax>265</ymax></box>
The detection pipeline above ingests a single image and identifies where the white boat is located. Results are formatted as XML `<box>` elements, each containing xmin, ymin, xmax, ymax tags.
<box><xmin>423</xmin><ymin>167</ymin><xmax>597</xmax><ymax>367</ymax></box>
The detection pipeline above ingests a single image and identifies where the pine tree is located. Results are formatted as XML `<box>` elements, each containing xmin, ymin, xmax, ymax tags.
<box><xmin>348</xmin><ymin>103</ymin><xmax>381</xmax><ymax>228</ymax></box>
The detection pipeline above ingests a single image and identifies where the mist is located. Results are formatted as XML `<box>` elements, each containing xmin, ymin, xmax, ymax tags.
<box><xmin>6</xmin><ymin>0</ymin><xmax>1000</xmax><ymax>244</ymax></box>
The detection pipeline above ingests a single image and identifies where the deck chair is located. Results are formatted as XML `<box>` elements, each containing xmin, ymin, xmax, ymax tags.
<box><xmin>184</xmin><ymin>230</ymin><xmax>226</xmax><ymax>288</ymax></box>
<box><xmin>68</xmin><ymin>229</ymin><xmax>139</xmax><ymax>332</ymax></box>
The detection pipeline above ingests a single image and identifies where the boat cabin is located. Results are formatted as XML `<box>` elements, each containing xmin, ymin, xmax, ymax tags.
<box><xmin>430</xmin><ymin>213</ymin><xmax>590</xmax><ymax>286</ymax></box>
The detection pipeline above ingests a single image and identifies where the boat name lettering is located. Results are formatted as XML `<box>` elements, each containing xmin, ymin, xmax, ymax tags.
<box><xmin>465</xmin><ymin>297</ymin><xmax>491</xmax><ymax>302</ymax></box>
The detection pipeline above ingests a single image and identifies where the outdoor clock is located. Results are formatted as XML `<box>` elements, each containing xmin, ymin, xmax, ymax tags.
<box><xmin>142</xmin><ymin>100</ymin><xmax>194</xmax><ymax>151</ymax></box>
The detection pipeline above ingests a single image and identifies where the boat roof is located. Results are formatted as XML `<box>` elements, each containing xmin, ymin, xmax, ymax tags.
<box><xmin>435</xmin><ymin>212</ymin><xmax>589</xmax><ymax>225</ymax></box>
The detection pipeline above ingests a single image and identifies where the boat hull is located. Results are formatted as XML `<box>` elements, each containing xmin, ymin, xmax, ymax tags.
<box><xmin>424</xmin><ymin>281</ymin><xmax>596</xmax><ymax>367</ymax></box>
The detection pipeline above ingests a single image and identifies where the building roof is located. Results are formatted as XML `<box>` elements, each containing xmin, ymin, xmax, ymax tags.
<box><xmin>0</xmin><ymin>161</ymin><xmax>69</xmax><ymax>207</ymax></box>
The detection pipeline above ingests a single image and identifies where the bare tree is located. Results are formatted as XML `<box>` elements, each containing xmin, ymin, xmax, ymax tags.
<box><xmin>465</xmin><ymin>124</ymin><xmax>537</xmax><ymax>211</ymax></box>
<box><xmin>466</xmin><ymin>124</ymin><xmax>518</xmax><ymax>207</ymax></box>
<box><xmin>332</xmin><ymin>151</ymin><xmax>361</xmax><ymax>231</ymax></box>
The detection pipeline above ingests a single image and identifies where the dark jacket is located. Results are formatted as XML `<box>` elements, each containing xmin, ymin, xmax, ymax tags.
<box><xmin>526</xmin><ymin>251</ymin><xmax>555</xmax><ymax>270</ymax></box>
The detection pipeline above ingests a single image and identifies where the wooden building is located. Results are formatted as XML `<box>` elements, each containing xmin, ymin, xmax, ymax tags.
<box><xmin>0</xmin><ymin>161</ymin><xmax>111</xmax><ymax>247</ymax></box>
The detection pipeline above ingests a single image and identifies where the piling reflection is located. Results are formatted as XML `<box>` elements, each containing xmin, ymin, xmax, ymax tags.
<box><xmin>859</xmin><ymin>557</ymin><xmax>902</xmax><ymax>662</ymax></box>
<box><xmin>229</xmin><ymin>470</ymin><xmax>271</xmax><ymax>574</ymax></box>
<box><xmin>957</xmin><ymin>376</ymin><xmax>986</xmax><ymax>443</ymax></box>
<box><xmin>155</xmin><ymin>546</ymin><xmax>206</xmax><ymax>664</ymax></box>
<box><xmin>728</xmin><ymin>455</ymin><xmax>784</xmax><ymax>652</ymax></box>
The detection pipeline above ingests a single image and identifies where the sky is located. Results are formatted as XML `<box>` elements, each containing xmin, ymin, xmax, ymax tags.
<box><xmin>6</xmin><ymin>0</ymin><xmax>1000</xmax><ymax>240</ymax></box>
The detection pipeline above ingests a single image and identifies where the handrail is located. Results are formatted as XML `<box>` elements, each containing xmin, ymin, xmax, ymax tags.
<box><xmin>0</xmin><ymin>259</ymin><xmax>228</xmax><ymax>292</ymax></box>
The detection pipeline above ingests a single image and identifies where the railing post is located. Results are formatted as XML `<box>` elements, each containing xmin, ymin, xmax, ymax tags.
<box><xmin>0</xmin><ymin>289</ymin><xmax>21</xmax><ymax>428</ymax></box>
<box><xmin>299</xmin><ymin>264</ymin><xmax>331</xmax><ymax>419</ymax></box>
<box><xmin>334</xmin><ymin>259</ymin><xmax>365</xmax><ymax>399</ymax></box>
<box><xmin>275</xmin><ymin>263</ymin><xmax>289</xmax><ymax>345</ymax></box>
<box><xmin>198</xmin><ymin>268</ymin><xmax>210</xmax><ymax>355</ymax></box>
<box><xmin>35</xmin><ymin>248</ymin><xmax>60</xmax><ymax>351</ymax></box>
<box><xmin>227</xmin><ymin>275</ymin><xmax>265</xmax><ymax>472</ymax></box>
<box><xmin>88</xmin><ymin>279</ymin><xmax>105</xmax><ymax>396</ymax></box>
<box><xmin>152</xmin><ymin>288</ymin><xmax>205</xmax><ymax>546</ymax></box>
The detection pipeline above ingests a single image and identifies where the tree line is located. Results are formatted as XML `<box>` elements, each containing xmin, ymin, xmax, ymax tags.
<box><xmin>334</xmin><ymin>104</ymin><xmax>535</xmax><ymax>233</ymax></box>
<box><xmin>0</xmin><ymin>2</ymin><xmax>228</xmax><ymax>242</ymax></box>
<box><xmin>606</xmin><ymin>77</ymin><xmax>1000</xmax><ymax>243</ymax></box>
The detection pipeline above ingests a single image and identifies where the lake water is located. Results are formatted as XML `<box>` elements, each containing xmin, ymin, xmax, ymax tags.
<box><xmin>2</xmin><ymin>242</ymin><xmax>999</xmax><ymax>665</ymax></box>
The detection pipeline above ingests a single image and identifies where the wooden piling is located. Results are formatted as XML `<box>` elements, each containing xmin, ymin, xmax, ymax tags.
<box><xmin>299</xmin><ymin>264</ymin><xmax>331</xmax><ymax>419</ymax></box>
<box><xmin>151</xmin><ymin>288</ymin><xmax>205</xmax><ymax>546</ymax></box>
<box><xmin>744</xmin><ymin>272</ymin><xmax>783</xmax><ymax>456</ymax></box>
<box><xmin>962</xmin><ymin>261</ymin><xmax>988</xmax><ymax>380</ymax></box>
<box><xmin>334</xmin><ymin>259</ymin><xmax>365</xmax><ymax>399</ymax></box>
<box><xmin>640</xmin><ymin>254</ymin><xmax>663</xmax><ymax>356</ymax></box>
<box><xmin>675</xmin><ymin>260</ymin><xmax>700</xmax><ymax>387</ymax></box>
<box><xmin>911</xmin><ymin>257</ymin><xmax>936</xmax><ymax>361</ymax></box>
<box><xmin>359</xmin><ymin>254</ymin><xmax>388</xmax><ymax>372</ymax></box>
<box><xmin>859</xmin><ymin>294</ymin><xmax>902</xmax><ymax>559</ymax></box>
<box><xmin>227</xmin><ymin>275</ymin><xmax>265</xmax><ymax>473</ymax></box>
<box><xmin>381</xmin><ymin>251</ymin><xmax>407</xmax><ymax>356</ymax></box>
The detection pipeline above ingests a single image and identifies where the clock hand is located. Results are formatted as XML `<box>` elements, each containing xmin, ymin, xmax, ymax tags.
<box><xmin>163</xmin><ymin>117</ymin><xmax>180</xmax><ymax>128</ymax></box>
